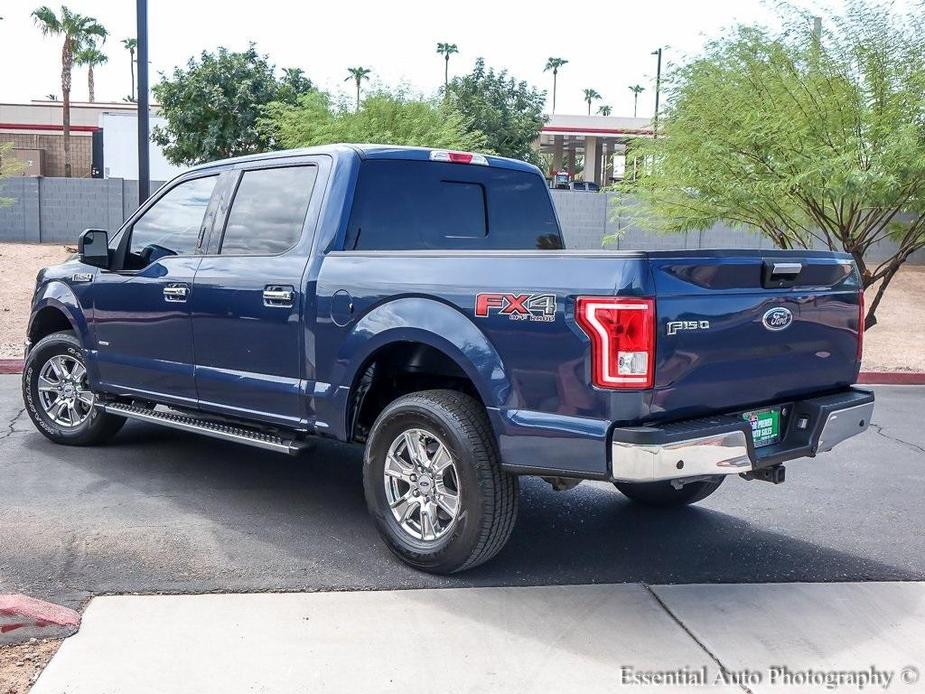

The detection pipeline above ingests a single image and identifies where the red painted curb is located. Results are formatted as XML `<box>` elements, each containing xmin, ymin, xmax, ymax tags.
<box><xmin>0</xmin><ymin>359</ymin><xmax>24</xmax><ymax>374</ymax></box>
<box><xmin>857</xmin><ymin>371</ymin><xmax>925</xmax><ymax>385</ymax></box>
<box><xmin>0</xmin><ymin>594</ymin><xmax>80</xmax><ymax>645</ymax></box>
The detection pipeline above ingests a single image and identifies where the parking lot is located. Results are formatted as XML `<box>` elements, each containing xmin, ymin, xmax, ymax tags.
<box><xmin>1</xmin><ymin>376</ymin><xmax>923</xmax><ymax>611</ymax></box>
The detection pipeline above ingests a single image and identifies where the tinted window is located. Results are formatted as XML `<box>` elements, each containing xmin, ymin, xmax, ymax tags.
<box><xmin>130</xmin><ymin>175</ymin><xmax>217</xmax><ymax>256</ymax></box>
<box><xmin>346</xmin><ymin>160</ymin><xmax>563</xmax><ymax>250</ymax></box>
<box><xmin>220</xmin><ymin>166</ymin><xmax>317</xmax><ymax>255</ymax></box>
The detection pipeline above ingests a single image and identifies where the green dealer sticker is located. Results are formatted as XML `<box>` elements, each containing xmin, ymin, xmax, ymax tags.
<box><xmin>743</xmin><ymin>408</ymin><xmax>781</xmax><ymax>447</ymax></box>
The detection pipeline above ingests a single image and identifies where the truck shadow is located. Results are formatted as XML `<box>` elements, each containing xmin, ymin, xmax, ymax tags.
<box><xmin>16</xmin><ymin>419</ymin><xmax>920</xmax><ymax>606</ymax></box>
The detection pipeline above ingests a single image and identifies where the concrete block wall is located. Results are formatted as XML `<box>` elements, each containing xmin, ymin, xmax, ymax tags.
<box><xmin>0</xmin><ymin>179</ymin><xmax>922</xmax><ymax>265</ymax></box>
<box><xmin>0</xmin><ymin>177</ymin><xmax>165</xmax><ymax>245</ymax></box>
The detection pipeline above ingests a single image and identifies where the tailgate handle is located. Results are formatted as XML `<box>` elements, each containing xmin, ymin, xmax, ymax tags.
<box><xmin>772</xmin><ymin>262</ymin><xmax>802</xmax><ymax>276</ymax></box>
<box><xmin>763</xmin><ymin>260</ymin><xmax>802</xmax><ymax>287</ymax></box>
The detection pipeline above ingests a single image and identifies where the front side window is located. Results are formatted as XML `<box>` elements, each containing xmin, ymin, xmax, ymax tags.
<box><xmin>219</xmin><ymin>166</ymin><xmax>318</xmax><ymax>255</ymax></box>
<box><xmin>130</xmin><ymin>176</ymin><xmax>217</xmax><ymax>257</ymax></box>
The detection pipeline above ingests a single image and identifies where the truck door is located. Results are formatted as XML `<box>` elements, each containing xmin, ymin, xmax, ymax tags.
<box><xmin>189</xmin><ymin>159</ymin><xmax>324</xmax><ymax>429</ymax></box>
<box><xmin>91</xmin><ymin>173</ymin><xmax>221</xmax><ymax>405</ymax></box>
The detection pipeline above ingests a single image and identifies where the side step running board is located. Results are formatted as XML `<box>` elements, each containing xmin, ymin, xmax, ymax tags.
<box><xmin>102</xmin><ymin>402</ymin><xmax>306</xmax><ymax>455</ymax></box>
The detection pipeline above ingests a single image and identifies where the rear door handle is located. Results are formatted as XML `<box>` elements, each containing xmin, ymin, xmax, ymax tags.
<box><xmin>263</xmin><ymin>286</ymin><xmax>295</xmax><ymax>308</ymax></box>
<box><xmin>163</xmin><ymin>284</ymin><xmax>190</xmax><ymax>302</ymax></box>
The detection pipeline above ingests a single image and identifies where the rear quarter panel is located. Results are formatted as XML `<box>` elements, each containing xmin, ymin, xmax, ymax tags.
<box><xmin>312</xmin><ymin>251</ymin><xmax>654</xmax><ymax>476</ymax></box>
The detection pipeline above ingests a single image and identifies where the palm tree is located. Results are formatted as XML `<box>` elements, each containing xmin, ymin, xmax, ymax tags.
<box><xmin>544</xmin><ymin>57</ymin><xmax>568</xmax><ymax>114</ymax></box>
<box><xmin>597</xmin><ymin>105</ymin><xmax>612</xmax><ymax>116</ymax></box>
<box><xmin>32</xmin><ymin>5</ymin><xmax>107</xmax><ymax>177</ymax></box>
<box><xmin>122</xmin><ymin>38</ymin><xmax>137</xmax><ymax>101</ymax></box>
<box><xmin>436</xmin><ymin>42</ymin><xmax>458</xmax><ymax>92</ymax></box>
<box><xmin>45</xmin><ymin>93</ymin><xmax>58</xmax><ymax>101</ymax></box>
<box><xmin>75</xmin><ymin>46</ymin><xmax>107</xmax><ymax>102</ymax></box>
<box><xmin>628</xmin><ymin>84</ymin><xmax>645</xmax><ymax>117</ymax></box>
<box><xmin>345</xmin><ymin>66</ymin><xmax>371</xmax><ymax>111</ymax></box>
<box><xmin>583</xmin><ymin>88</ymin><xmax>601</xmax><ymax>115</ymax></box>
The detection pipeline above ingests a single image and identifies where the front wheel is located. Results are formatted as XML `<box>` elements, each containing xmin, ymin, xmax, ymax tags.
<box><xmin>363</xmin><ymin>390</ymin><xmax>518</xmax><ymax>574</ymax></box>
<box><xmin>22</xmin><ymin>331</ymin><xmax>125</xmax><ymax>446</ymax></box>
<box><xmin>614</xmin><ymin>477</ymin><xmax>725</xmax><ymax>507</ymax></box>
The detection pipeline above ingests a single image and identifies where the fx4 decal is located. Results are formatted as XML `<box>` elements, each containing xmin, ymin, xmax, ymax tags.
<box><xmin>475</xmin><ymin>293</ymin><xmax>557</xmax><ymax>322</ymax></box>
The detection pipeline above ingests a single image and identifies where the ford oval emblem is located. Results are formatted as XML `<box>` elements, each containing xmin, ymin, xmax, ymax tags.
<box><xmin>762</xmin><ymin>307</ymin><xmax>793</xmax><ymax>331</ymax></box>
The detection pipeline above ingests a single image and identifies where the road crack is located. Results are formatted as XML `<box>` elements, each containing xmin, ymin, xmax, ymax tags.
<box><xmin>870</xmin><ymin>423</ymin><xmax>925</xmax><ymax>456</ymax></box>
<box><xmin>643</xmin><ymin>583</ymin><xmax>754</xmax><ymax>694</ymax></box>
<box><xmin>1</xmin><ymin>407</ymin><xmax>25</xmax><ymax>440</ymax></box>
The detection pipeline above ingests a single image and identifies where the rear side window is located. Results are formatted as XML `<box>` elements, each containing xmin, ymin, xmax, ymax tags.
<box><xmin>345</xmin><ymin>160</ymin><xmax>563</xmax><ymax>250</ymax></box>
<box><xmin>220</xmin><ymin>165</ymin><xmax>318</xmax><ymax>255</ymax></box>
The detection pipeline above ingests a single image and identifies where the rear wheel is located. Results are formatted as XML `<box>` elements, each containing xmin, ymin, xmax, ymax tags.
<box><xmin>614</xmin><ymin>477</ymin><xmax>725</xmax><ymax>507</ymax></box>
<box><xmin>363</xmin><ymin>390</ymin><xmax>518</xmax><ymax>574</ymax></box>
<box><xmin>22</xmin><ymin>331</ymin><xmax>125</xmax><ymax>446</ymax></box>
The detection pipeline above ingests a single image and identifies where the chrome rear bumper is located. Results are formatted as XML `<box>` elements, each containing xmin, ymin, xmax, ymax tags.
<box><xmin>610</xmin><ymin>388</ymin><xmax>874</xmax><ymax>483</ymax></box>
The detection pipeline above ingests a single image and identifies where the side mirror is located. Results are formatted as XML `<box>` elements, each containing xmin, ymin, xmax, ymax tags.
<box><xmin>78</xmin><ymin>228</ymin><xmax>110</xmax><ymax>270</ymax></box>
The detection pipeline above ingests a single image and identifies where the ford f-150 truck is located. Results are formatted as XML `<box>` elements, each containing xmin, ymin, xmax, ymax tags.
<box><xmin>22</xmin><ymin>144</ymin><xmax>874</xmax><ymax>573</ymax></box>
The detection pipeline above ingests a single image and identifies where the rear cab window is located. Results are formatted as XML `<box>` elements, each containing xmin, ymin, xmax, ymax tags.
<box><xmin>345</xmin><ymin>159</ymin><xmax>563</xmax><ymax>250</ymax></box>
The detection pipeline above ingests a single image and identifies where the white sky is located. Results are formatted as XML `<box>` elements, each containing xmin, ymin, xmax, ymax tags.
<box><xmin>1</xmin><ymin>0</ymin><xmax>787</xmax><ymax>116</ymax></box>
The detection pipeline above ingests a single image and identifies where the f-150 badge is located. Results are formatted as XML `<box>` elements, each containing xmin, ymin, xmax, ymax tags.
<box><xmin>475</xmin><ymin>293</ymin><xmax>557</xmax><ymax>322</ymax></box>
<box><xmin>666</xmin><ymin>320</ymin><xmax>710</xmax><ymax>336</ymax></box>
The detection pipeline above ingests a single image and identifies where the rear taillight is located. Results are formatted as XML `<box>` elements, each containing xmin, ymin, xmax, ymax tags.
<box><xmin>575</xmin><ymin>297</ymin><xmax>655</xmax><ymax>389</ymax></box>
<box><xmin>857</xmin><ymin>290</ymin><xmax>865</xmax><ymax>361</ymax></box>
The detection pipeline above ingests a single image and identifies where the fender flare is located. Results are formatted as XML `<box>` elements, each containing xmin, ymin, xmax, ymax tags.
<box><xmin>336</xmin><ymin>297</ymin><xmax>513</xmax><ymax>411</ymax></box>
<box><xmin>28</xmin><ymin>281</ymin><xmax>89</xmax><ymax>345</ymax></box>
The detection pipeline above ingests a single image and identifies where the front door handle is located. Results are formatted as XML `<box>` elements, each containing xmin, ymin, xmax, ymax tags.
<box><xmin>163</xmin><ymin>283</ymin><xmax>190</xmax><ymax>302</ymax></box>
<box><xmin>263</xmin><ymin>286</ymin><xmax>295</xmax><ymax>308</ymax></box>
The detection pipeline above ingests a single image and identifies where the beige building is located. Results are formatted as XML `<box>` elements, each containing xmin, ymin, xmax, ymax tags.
<box><xmin>0</xmin><ymin>101</ymin><xmax>160</xmax><ymax>178</ymax></box>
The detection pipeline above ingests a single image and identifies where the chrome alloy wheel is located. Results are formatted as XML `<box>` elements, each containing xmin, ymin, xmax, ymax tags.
<box><xmin>37</xmin><ymin>354</ymin><xmax>95</xmax><ymax>428</ymax></box>
<box><xmin>383</xmin><ymin>428</ymin><xmax>461</xmax><ymax>542</ymax></box>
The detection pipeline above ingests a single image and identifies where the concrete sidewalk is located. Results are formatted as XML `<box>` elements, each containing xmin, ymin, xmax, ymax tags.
<box><xmin>30</xmin><ymin>582</ymin><xmax>925</xmax><ymax>694</ymax></box>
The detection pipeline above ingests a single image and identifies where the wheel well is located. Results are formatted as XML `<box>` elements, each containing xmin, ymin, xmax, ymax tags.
<box><xmin>348</xmin><ymin>341</ymin><xmax>484</xmax><ymax>443</ymax></box>
<box><xmin>28</xmin><ymin>307</ymin><xmax>74</xmax><ymax>344</ymax></box>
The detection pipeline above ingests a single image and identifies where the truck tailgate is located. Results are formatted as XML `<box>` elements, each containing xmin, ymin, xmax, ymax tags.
<box><xmin>648</xmin><ymin>251</ymin><xmax>862</xmax><ymax>421</ymax></box>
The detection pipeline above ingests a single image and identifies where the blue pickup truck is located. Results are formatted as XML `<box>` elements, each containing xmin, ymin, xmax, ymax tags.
<box><xmin>22</xmin><ymin>144</ymin><xmax>874</xmax><ymax>573</ymax></box>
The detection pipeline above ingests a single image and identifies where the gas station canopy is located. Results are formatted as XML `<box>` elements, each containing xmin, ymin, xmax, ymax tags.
<box><xmin>538</xmin><ymin>114</ymin><xmax>653</xmax><ymax>185</ymax></box>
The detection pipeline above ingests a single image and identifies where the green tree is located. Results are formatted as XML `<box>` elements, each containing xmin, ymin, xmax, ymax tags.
<box><xmin>619</xmin><ymin>1</ymin><xmax>925</xmax><ymax>328</ymax></box>
<box><xmin>447</xmin><ymin>58</ymin><xmax>546</xmax><ymax>164</ymax></box>
<box><xmin>152</xmin><ymin>45</ymin><xmax>313</xmax><ymax>165</ymax></box>
<box><xmin>75</xmin><ymin>45</ymin><xmax>107</xmax><ymax>102</ymax></box>
<box><xmin>597</xmin><ymin>104</ymin><xmax>612</xmax><ymax>116</ymax></box>
<box><xmin>436</xmin><ymin>42</ymin><xmax>458</xmax><ymax>92</ymax></box>
<box><xmin>278</xmin><ymin>67</ymin><xmax>313</xmax><ymax>103</ymax></box>
<box><xmin>260</xmin><ymin>89</ymin><xmax>486</xmax><ymax>153</ymax></box>
<box><xmin>345</xmin><ymin>66</ymin><xmax>371</xmax><ymax>111</ymax></box>
<box><xmin>0</xmin><ymin>143</ymin><xmax>26</xmax><ymax>207</ymax></box>
<box><xmin>582</xmin><ymin>88</ymin><xmax>601</xmax><ymax>115</ymax></box>
<box><xmin>628</xmin><ymin>84</ymin><xmax>645</xmax><ymax>117</ymax></box>
<box><xmin>544</xmin><ymin>57</ymin><xmax>567</xmax><ymax>114</ymax></box>
<box><xmin>122</xmin><ymin>38</ymin><xmax>137</xmax><ymax>101</ymax></box>
<box><xmin>32</xmin><ymin>5</ymin><xmax>107</xmax><ymax>177</ymax></box>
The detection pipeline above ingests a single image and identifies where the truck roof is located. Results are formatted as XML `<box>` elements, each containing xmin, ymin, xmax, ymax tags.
<box><xmin>186</xmin><ymin>144</ymin><xmax>541</xmax><ymax>175</ymax></box>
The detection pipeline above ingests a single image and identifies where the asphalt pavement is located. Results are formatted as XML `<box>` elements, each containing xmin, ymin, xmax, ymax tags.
<box><xmin>1</xmin><ymin>375</ymin><xmax>923</xmax><ymax>610</ymax></box>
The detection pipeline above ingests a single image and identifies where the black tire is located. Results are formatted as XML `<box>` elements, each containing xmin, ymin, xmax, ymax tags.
<box><xmin>22</xmin><ymin>331</ymin><xmax>125</xmax><ymax>446</ymax></box>
<box><xmin>363</xmin><ymin>389</ymin><xmax>518</xmax><ymax>574</ymax></box>
<box><xmin>614</xmin><ymin>477</ymin><xmax>725</xmax><ymax>507</ymax></box>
